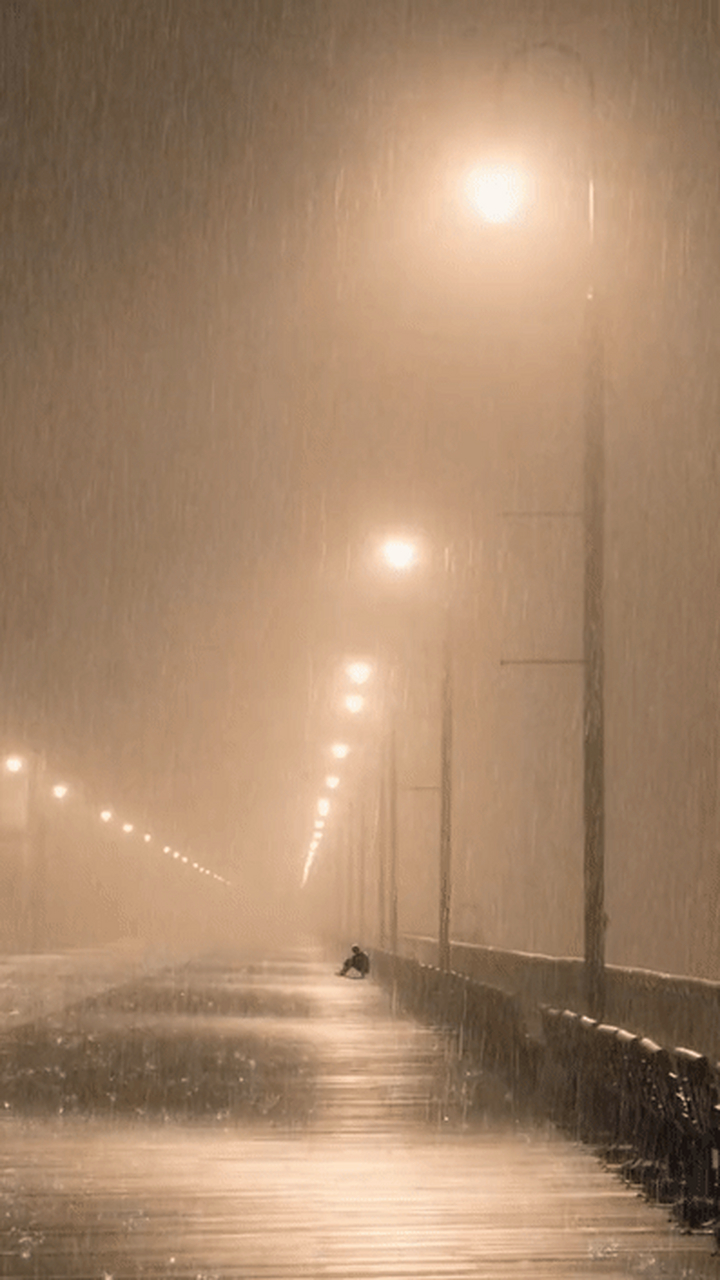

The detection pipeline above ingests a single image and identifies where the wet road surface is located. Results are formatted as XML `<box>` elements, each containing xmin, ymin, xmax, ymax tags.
<box><xmin>0</xmin><ymin>949</ymin><xmax>716</xmax><ymax>1278</ymax></box>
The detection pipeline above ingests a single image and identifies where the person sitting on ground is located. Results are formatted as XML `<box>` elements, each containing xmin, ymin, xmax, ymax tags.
<box><xmin>338</xmin><ymin>944</ymin><xmax>370</xmax><ymax>978</ymax></box>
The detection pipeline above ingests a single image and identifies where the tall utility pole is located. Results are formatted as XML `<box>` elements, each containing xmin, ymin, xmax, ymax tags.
<box><xmin>357</xmin><ymin>800</ymin><xmax>366</xmax><ymax>942</ymax></box>
<box><xmin>387</xmin><ymin>724</ymin><xmax>398</xmax><ymax>958</ymax></box>
<box><xmin>499</xmin><ymin>43</ymin><xmax>606</xmax><ymax>1019</ymax></box>
<box><xmin>438</xmin><ymin>619</ymin><xmax>453</xmax><ymax>972</ymax></box>
<box><xmin>344</xmin><ymin>803</ymin><xmax>354</xmax><ymax>941</ymax></box>
<box><xmin>377</xmin><ymin>766</ymin><xmax>387</xmax><ymax>949</ymax></box>
<box><xmin>583</xmin><ymin>172</ymin><xmax>606</xmax><ymax>1021</ymax></box>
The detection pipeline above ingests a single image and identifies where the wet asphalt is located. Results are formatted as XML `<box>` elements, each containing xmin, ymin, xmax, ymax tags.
<box><xmin>0</xmin><ymin>948</ymin><xmax>716</xmax><ymax>1278</ymax></box>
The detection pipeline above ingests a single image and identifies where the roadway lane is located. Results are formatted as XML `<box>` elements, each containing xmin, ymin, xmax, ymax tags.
<box><xmin>0</xmin><ymin>948</ymin><xmax>716</xmax><ymax>1278</ymax></box>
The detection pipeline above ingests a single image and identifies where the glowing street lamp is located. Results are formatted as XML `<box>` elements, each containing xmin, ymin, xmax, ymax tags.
<box><xmin>331</xmin><ymin>743</ymin><xmax>350</xmax><ymax>759</ymax></box>
<box><xmin>465</xmin><ymin>164</ymin><xmax>527</xmax><ymax>223</ymax></box>
<box><xmin>143</xmin><ymin>833</ymin><xmax>151</xmax><ymax>843</ymax></box>
<box><xmin>325</xmin><ymin>775</ymin><xmax>340</xmax><ymax>789</ymax></box>
<box><xmin>346</xmin><ymin>661</ymin><xmax>372</xmax><ymax>685</ymax></box>
<box><xmin>122</xmin><ymin>823</ymin><xmax>134</xmax><ymax>834</ymax></box>
<box><xmin>376</xmin><ymin>527</ymin><xmax>454</xmax><ymax>970</ymax></box>
<box><xmin>100</xmin><ymin>809</ymin><xmax>112</xmax><ymax>823</ymax></box>
<box><xmin>4</xmin><ymin>756</ymin><xmax>25</xmax><ymax>774</ymax></box>
<box><xmin>317</xmin><ymin>798</ymin><xmax>330</xmax><ymax>817</ymax></box>
<box><xmin>344</xmin><ymin>693</ymin><xmax>364</xmax><ymax>714</ymax></box>
<box><xmin>52</xmin><ymin>784</ymin><xmax>68</xmax><ymax>800</ymax></box>
<box><xmin>486</xmin><ymin>40</ymin><xmax>607</xmax><ymax>1018</ymax></box>
<box><xmin>381</xmin><ymin>538</ymin><xmax>417</xmax><ymax>572</ymax></box>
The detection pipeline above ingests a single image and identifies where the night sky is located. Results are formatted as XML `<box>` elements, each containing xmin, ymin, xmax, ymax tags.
<box><xmin>2</xmin><ymin>1</ymin><xmax>720</xmax><ymax>954</ymax></box>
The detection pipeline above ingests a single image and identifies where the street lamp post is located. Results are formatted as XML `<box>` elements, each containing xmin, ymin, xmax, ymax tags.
<box><xmin>438</xmin><ymin>615</ymin><xmax>453</xmax><ymax>972</ymax></box>
<box><xmin>583</xmin><ymin>200</ymin><xmax>606</xmax><ymax>1023</ymax></box>
<box><xmin>387</xmin><ymin>722</ymin><xmax>399</xmax><ymax>959</ymax></box>
<box><xmin>498</xmin><ymin>42</ymin><xmax>606</xmax><ymax>1018</ymax></box>
<box><xmin>379</xmin><ymin>537</ymin><xmax>455</xmax><ymax>972</ymax></box>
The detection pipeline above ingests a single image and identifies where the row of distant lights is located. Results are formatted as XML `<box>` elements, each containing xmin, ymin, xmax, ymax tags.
<box><xmin>301</xmin><ymin>659</ymin><xmax>374</xmax><ymax>887</ymax></box>
<box><xmin>3</xmin><ymin>755</ymin><xmax>231</xmax><ymax>887</ymax></box>
<box><xmin>300</xmin><ymin>540</ymin><xmax>422</xmax><ymax>887</ymax></box>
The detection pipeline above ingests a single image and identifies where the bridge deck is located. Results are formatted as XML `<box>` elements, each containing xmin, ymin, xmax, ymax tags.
<box><xmin>0</xmin><ymin>948</ymin><xmax>716</xmax><ymax>1278</ymax></box>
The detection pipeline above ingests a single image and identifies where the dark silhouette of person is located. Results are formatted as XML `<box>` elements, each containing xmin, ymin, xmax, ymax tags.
<box><xmin>338</xmin><ymin>944</ymin><xmax>370</xmax><ymax>978</ymax></box>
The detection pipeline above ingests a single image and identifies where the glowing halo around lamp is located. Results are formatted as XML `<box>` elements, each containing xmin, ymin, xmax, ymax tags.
<box><xmin>465</xmin><ymin>164</ymin><xmax>527</xmax><ymax>224</ymax></box>
<box><xmin>381</xmin><ymin>538</ymin><xmax>417</xmax><ymax>572</ymax></box>
<box><xmin>346</xmin><ymin>661</ymin><xmax>371</xmax><ymax>685</ymax></box>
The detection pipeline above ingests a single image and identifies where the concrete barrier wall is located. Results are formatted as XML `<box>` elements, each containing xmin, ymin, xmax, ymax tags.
<box><xmin>401</xmin><ymin>935</ymin><xmax>720</xmax><ymax>1062</ymax></box>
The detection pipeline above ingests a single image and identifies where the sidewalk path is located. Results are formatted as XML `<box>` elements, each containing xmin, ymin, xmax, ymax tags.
<box><xmin>0</xmin><ymin>948</ymin><xmax>716</xmax><ymax>1278</ymax></box>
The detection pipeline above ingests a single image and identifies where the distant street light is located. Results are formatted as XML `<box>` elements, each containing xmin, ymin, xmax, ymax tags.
<box><xmin>344</xmin><ymin>693</ymin><xmax>364</xmax><ymax>714</ymax></box>
<box><xmin>465</xmin><ymin>164</ymin><xmax>527</xmax><ymax>223</ymax></box>
<box><xmin>377</xmin><ymin>533</ymin><xmax>454</xmax><ymax>970</ymax></box>
<box><xmin>318</xmin><ymin>798</ymin><xmax>330</xmax><ymax>817</ymax></box>
<box><xmin>122</xmin><ymin>823</ymin><xmax>134</xmax><ymax>834</ymax></box>
<box><xmin>331</xmin><ymin>743</ymin><xmax>350</xmax><ymax>759</ymax></box>
<box><xmin>52</xmin><ymin>784</ymin><xmax>68</xmax><ymax>800</ymax></box>
<box><xmin>100</xmin><ymin>809</ymin><xmax>112</xmax><ymax>823</ymax></box>
<box><xmin>4</xmin><ymin>756</ymin><xmax>25</xmax><ymax>774</ymax></box>
<box><xmin>381</xmin><ymin>538</ymin><xmax>417</xmax><ymax>572</ymax></box>
<box><xmin>346</xmin><ymin>661</ymin><xmax>372</xmax><ymax>685</ymax></box>
<box><xmin>143</xmin><ymin>833</ymin><xmax>151</xmax><ymax>843</ymax></box>
<box><xmin>325</xmin><ymin>775</ymin><xmax>340</xmax><ymax>789</ymax></box>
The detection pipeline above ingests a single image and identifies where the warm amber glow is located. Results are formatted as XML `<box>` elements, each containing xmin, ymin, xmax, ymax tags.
<box><xmin>4</xmin><ymin>756</ymin><xmax>25</xmax><ymax>774</ymax></box>
<box><xmin>331</xmin><ymin>743</ymin><xmax>350</xmax><ymax>759</ymax></box>
<box><xmin>122</xmin><ymin>822</ymin><xmax>134</xmax><ymax>834</ymax></box>
<box><xmin>344</xmin><ymin>693</ymin><xmax>364</xmax><ymax>714</ymax></box>
<box><xmin>466</xmin><ymin>164</ymin><xmax>526</xmax><ymax>223</ymax></box>
<box><xmin>381</xmin><ymin>538</ymin><xmax>417</xmax><ymax>572</ymax></box>
<box><xmin>325</xmin><ymin>775</ymin><xmax>340</xmax><ymax>789</ymax></box>
<box><xmin>318</xmin><ymin>797</ymin><xmax>330</xmax><ymax>816</ymax></box>
<box><xmin>52</xmin><ymin>784</ymin><xmax>68</xmax><ymax>800</ymax></box>
<box><xmin>100</xmin><ymin>809</ymin><xmax>112</xmax><ymax>823</ymax></box>
<box><xmin>346</xmin><ymin>660</ymin><xmax>371</xmax><ymax>685</ymax></box>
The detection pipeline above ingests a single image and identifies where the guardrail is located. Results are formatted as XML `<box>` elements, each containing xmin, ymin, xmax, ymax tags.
<box><xmin>373</xmin><ymin>950</ymin><xmax>720</xmax><ymax>1231</ymax></box>
<box><xmin>539</xmin><ymin>1007</ymin><xmax>720</xmax><ymax>1226</ymax></box>
<box><xmin>400</xmin><ymin>935</ymin><xmax>720</xmax><ymax>1062</ymax></box>
<box><xmin>372</xmin><ymin>950</ymin><xmax>539</xmax><ymax>1106</ymax></box>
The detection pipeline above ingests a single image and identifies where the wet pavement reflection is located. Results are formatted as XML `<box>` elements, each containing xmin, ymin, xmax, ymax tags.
<box><xmin>0</xmin><ymin>949</ymin><xmax>716</xmax><ymax>1277</ymax></box>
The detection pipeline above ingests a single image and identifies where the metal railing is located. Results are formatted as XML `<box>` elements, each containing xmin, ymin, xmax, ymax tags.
<box><xmin>372</xmin><ymin>949</ymin><xmax>720</xmax><ymax>1231</ymax></box>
